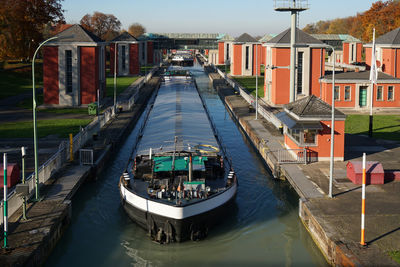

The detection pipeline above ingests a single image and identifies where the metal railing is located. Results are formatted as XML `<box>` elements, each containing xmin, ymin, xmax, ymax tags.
<box><xmin>80</xmin><ymin>149</ymin><xmax>94</xmax><ymax>165</ymax></box>
<box><xmin>273</xmin><ymin>0</ymin><xmax>309</xmax><ymax>10</ymax></box>
<box><xmin>209</xmin><ymin>63</ymin><xmax>282</xmax><ymax>129</ymax></box>
<box><xmin>277</xmin><ymin>148</ymin><xmax>307</xmax><ymax>164</ymax></box>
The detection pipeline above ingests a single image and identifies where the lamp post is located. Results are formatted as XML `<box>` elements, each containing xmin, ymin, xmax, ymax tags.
<box><xmin>327</xmin><ymin>44</ymin><xmax>336</xmax><ymax>198</ymax></box>
<box><xmin>113</xmin><ymin>42</ymin><xmax>119</xmax><ymax>113</ymax></box>
<box><xmin>32</xmin><ymin>36</ymin><xmax>58</xmax><ymax>201</ymax></box>
<box><xmin>255</xmin><ymin>43</ymin><xmax>259</xmax><ymax>120</ymax></box>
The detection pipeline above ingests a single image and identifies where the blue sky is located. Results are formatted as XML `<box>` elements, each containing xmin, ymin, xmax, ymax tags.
<box><xmin>63</xmin><ymin>0</ymin><xmax>378</xmax><ymax>37</ymax></box>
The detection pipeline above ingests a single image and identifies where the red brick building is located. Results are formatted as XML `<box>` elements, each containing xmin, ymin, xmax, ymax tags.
<box><xmin>263</xmin><ymin>28</ymin><xmax>326</xmax><ymax>106</ymax></box>
<box><xmin>230</xmin><ymin>33</ymin><xmax>263</xmax><ymax>76</ymax></box>
<box><xmin>217</xmin><ymin>34</ymin><xmax>234</xmax><ymax>65</ymax></box>
<box><xmin>110</xmin><ymin>32</ymin><xmax>140</xmax><ymax>76</ymax></box>
<box><xmin>342</xmin><ymin>37</ymin><xmax>363</xmax><ymax>65</ymax></box>
<box><xmin>277</xmin><ymin>95</ymin><xmax>346</xmax><ymax>161</ymax></box>
<box><xmin>43</xmin><ymin>24</ymin><xmax>106</xmax><ymax>106</ymax></box>
<box><xmin>365</xmin><ymin>27</ymin><xmax>400</xmax><ymax>79</ymax></box>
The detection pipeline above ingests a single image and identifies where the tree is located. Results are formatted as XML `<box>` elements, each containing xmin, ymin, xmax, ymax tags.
<box><xmin>128</xmin><ymin>23</ymin><xmax>146</xmax><ymax>38</ymax></box>
<box><xmin>80</xmin><ymin>12</ymin><xmax>121</xmax><ymax>41</ymax></box>
<box><xmin>0</xmin><ymin>0</ymin><xmax>64</xmax><ymax>61</ymax></box>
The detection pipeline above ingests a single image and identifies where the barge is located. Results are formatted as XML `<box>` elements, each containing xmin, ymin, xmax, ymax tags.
<box><xmin>119</xmin><ymin>69</ymin><xmax>237</xmax><ymax>243</ymax></box>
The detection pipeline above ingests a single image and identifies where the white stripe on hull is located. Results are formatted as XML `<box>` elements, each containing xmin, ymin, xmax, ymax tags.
<box><xmin>120</xmin><ymin>183</ymin><xmax>237</xmax><ymax>220</ymax></box>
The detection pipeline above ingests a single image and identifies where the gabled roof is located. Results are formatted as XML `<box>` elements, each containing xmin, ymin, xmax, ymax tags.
<box><xmin>111</xmin><ymin>31</ymin><xmax>138</xmax><ymax>42</ymax></box>
<box><xmin>321</xmin><ymin>71</ymin><xmax>400</xmax><ymax>82</ymax></box>
<box><xmin>50</xmin><ymin>24</ymin><xmax>103</xmax><ymax>43</ymax></box>
<box><xmin>284</xmin><ymin>95</ymin><xmax>345</xmax><ymax>119</ymax></box>
<box><xmin>259</xmin><ymin>34</ymin><xmax>277</xmax><ymax>43</ymax></box>
<box><xmin>311</xmin><ymin>34</ymin><xmax>361</xmax><ymax>43</ymax></box>
<box><xmin>375</xmin><ymin>27</ymin><xmax>400</xmax><ymax>45</ymax></box>
<box><xmin>234</xmin><ymin>33</ymin><xmax>257</xmax><ymax>43</ymax></box>
<box><xmin>267</xmin><ymin>28</ymin><xmax>324</xmax><ymax>46</ymax></box>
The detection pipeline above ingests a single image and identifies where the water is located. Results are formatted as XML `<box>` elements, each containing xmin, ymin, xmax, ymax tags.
<box><xmin>46</xmin><ymin>62</ymin><xmax>328</xmax><ymax>267</ymax></box>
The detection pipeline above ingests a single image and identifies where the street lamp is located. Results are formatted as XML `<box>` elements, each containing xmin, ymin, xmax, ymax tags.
<box><xmin>326</xmin><ymin>44</ymin><xmax>336</xmax><ymax>198</ymax></box>
<box><xmin>255</xmin><ymin>43</ymin><xmax>259</xmax><ymax>120</ymax></box>
<box><xmin>113</xmin><ymin>41</ymin><xmax>119</xmax><ymax>113</ymax></box>
<box><xmin>32</xmin><ymin>36</ymin><xmax>58</xmax><ymax>201</ymax></box>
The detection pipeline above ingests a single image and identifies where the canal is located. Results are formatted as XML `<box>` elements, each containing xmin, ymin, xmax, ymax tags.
<box><xmin>46</xmin><ymin>62</ymin><xmax>328</xmax><ymax>266</ymax></box>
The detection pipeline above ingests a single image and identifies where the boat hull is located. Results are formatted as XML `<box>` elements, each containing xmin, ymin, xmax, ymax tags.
<box><xmin>119</xmin><ymin>180</ymin><xmax>237</xmax><ymax>242</ymax></box>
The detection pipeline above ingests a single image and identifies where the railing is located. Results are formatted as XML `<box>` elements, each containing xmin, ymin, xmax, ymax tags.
<box><xmin>80</xmin><ymin>149</ymin><xmax>94</xmax><ymax>165</ymax></box>
<box><xmin>277</xmin><ymin>148</ymin><xmax>307</xmax><ymax>164</ymax></box>
<box><xmin>274</xmin><ymin>0</ymin><xmax>309</xmax><ymax>10</ymax></box>
<box><xmin>0</xmin><ymin>66</ymin><xmax>162</xmax><ymax>226</ymax></box>
<box><xmin>209</xmin><ymin>63</ymin><xmax>282</xmax><ymax>129</ymax></box>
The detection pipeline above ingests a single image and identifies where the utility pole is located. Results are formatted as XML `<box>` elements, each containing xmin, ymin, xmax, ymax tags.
<box><xmin>274</xmin><ymin>0</ymin><xmax>308</xmax><ymax>102</ymax></box>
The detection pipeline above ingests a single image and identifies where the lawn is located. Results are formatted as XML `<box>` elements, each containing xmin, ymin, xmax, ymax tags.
<box><xmin>345</xmin><ymin>115</ymin><xmax>400</xmax><ymax>141</ymax></box>
<box><xmin>389</xmin><ymin>251</ymin><xmax>400</xmax><ymax>264</ymax></box>
<box><xmin>216</xmin><ymin>64</ymin><xmax>230</xmax><ymax>74</ymax></box>
<box><xmin>233</xmin><ymin>76</ymin><xmax>265</xmax><ymax>98</ymax></box>
<box><xmin>0</xmin><ymin>66</ymin><xmax>42</xmax><ymax>100</ymax></box>
<box><xmin>0</xmin><ymin>119</ymin><xmax>92</xmax><ymax>138</ymax></box>
<box><xmin>106</xmin><ymin>76</ymin><xmax>140</xmax><ymax>97</ymax></box>
<box><xmin>140</xmin><ymin>65</ymin><xmax>155</xmax><ymax>75</ymax></box>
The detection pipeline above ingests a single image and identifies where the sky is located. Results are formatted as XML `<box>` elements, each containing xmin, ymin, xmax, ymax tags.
<box><xmin>62</xmin><ymin>0</ymin><xmax>379</xmax><ymax>37</ymax></box>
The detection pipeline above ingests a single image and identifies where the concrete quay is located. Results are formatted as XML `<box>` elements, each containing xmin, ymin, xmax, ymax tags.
<box><xmin>0</xmin><ymin>74</ymin><xmax>161</xmax><ymax>266</ymax></box>
<box><xmin>207</xmin><ymin>70</ymin><xmax>400</xmax><ymax>266</ymax></box>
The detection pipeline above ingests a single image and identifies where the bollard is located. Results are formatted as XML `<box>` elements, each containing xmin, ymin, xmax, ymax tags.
<box><xmin>360</xmin><ymin>153</ymin><xmax>367</xmax><ymax>246</ymax></box>
<box><xmin>3</xmin><ymin>153</ymin><xmax>8</xmax><ymax>248</ymax></box>
<box><xmin>21</xmin><ymin>147</ymin><xmax>27</xmax><ymax>220</ymax></box>
<box><xmin>69</xmin><ymin>133</ymin><xmax>73</xmax><ymax>162</ymax></box>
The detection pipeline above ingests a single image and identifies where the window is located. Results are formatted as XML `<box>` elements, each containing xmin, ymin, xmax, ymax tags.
<box><xmin>297</xmin><ymin>52</ymin><xmax>304</xmax><ymax>94</ymax></box>
<box><xmin>388</xmin><ymin>86</ymin><xmax>394</xmax><ymax>101</ymax></box>
<box><xmin>245</xmin><ymin>46</ymin><xmax>249</xmax><ymax>70</ymax></box>
<box><xmin>377</xmin><ymin>86</ymin><xmax>383</xmax><ymax>101</ymax></box>
<box><xmin>351</xmin><ymin>44</ymin><xmax>354</xmax><ymax>62</ymax></box>
<box><xmin>334</xmin><ymin>86</ymin><xmax>340</xmax><ymax>101</ymax></box>
<box><xmin>226</xmin><ymin>43</ymin><xmax>229</xmax><ymax>61</ymax></box>
<box><xmin>344</xmin><ymin>86</ymin><xmax>351</xmax><ymax>101</ymax></box>
<box><xmin>287</xmin><ymin>129</ymin><xmax>317</xmax><ymax>145</ymax></box>
<box><xmin>121</xmin><ymin>45</ymin><xmax>126</xmax><ymax>71</ymax></box>
<box><xmin>142</xmin><ymin>43</ymin><xmax>145</xmax><ymax>61</ymax></box>
<box><xmin>65</xmin><ymin>50</ymin><xmax>72</xmax><ymax>94</ymax></box>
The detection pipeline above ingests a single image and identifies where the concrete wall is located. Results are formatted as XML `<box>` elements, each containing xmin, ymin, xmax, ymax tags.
<box><xmin>58</xmin><ymin>45</ymin><xmax>80</xmax><ymax>106</ymax></box>
<box><xmin>208</xmin><ymin>49</ymin><xmax>219</xmax><ymax>65</ymax></box>
<box><xmin>110</xmin><ymin>43</ymin><xmax>118</xmax><ymax>75</ymax></box>
<box><xmin>43</xmin><ymin>46</ymin><xmax>59</xmax><ymax>105</ymax></box>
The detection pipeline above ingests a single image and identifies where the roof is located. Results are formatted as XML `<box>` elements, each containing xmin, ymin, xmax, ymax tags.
<box><xmin>50</xmin><ymin>24</ymin><xmax>103</xmax><ymax>43</ymax></box>
<box><xmin>259</xmin><ymin>34</ymin><xmax>277</xmax><ymax>43</ymax></box>
<box><xmin>321</xmin><ymin>71</ymin><xmax>400</xmax><ymax>82</ymax></box>
<box><xmin>234</xmin><ymin>33</ymin><xmax>258</xmax><ymax>43</ymax></box>
<box><xmin>218</xmin><ymin>33</ymin><xmax>235</xmax><ymax>42</ymax></box>
<box><xmin>267</xmin><ymin>28</ymin><xmax>324</xmax><ymax>46</ymax></box>
<box><xmin>311</xmin><ymin>34</ymin><xmax>361</xmax><ymax>43</ymax></box>
<box><xmin>283</xmin><ymin>95</ymin><xmax>346</xmax><ymax>119</ymax></box>
<box><xmin>152</xmin><ymin>33</ymin><xmax>221</xmax><ymax>39</ymax></box>
<box><xmin>375</xmin><ymin>27</ymin><xmax>400</xmax><ymax>45</ymax></box>
<box><xmin>111</xmin><ymin>31</ymin><xmax>138</xmax><ymax>42</ymax></box>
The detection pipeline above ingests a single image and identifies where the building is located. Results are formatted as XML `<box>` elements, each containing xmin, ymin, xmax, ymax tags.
<box><xmin>208</xmin><ymin>49</ymin><xmax>219</xmax><ymax>65</ymax></box>
<box><xmin>277</xmin><ymin>95</ymin><xmax>346</xmax><ymax>161</ymax></box>
<box><xmin>365</xmin><ymin>27</ymin><xmax>400</xmax><ymax>79</ymax></box>
<box><xmin>258</xmin><ymin>34</ymin><xmax>276</xmax><ymax>66</ymax></box>
<box><xmin>320</xmin><ymin>71</ymin><xmax>400</xmax><ymax>110</ymax></box>
<box><xmin>311</xmin><ymin>34</ymin><xmax>363</xmax><ymax>65</ymax></box>
<box><xmin>110</xmin><ymin>32</ymin><xmax>140</xmax><ymax>76</ymax></box>
<box><xmin>230</xmin><ymin>33</ymin><xmax>263</xmax><ymax>76</ymax></box>
<box><xmin>263</xmin><ymin>28</ymin><xmax>326</xmax><ymax>106</ymax></box>
<box><xmin>43</xmin><ymin>24</ymin><xmax>106</xmax><ymax>106</ymax></box>
<box><xmin>217</xmin><ymin>34</ymin><xmax>235</xmax><ymax>65</ymax></box>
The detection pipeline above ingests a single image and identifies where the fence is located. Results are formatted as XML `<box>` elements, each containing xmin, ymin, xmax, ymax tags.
<box><xmin>209</xmin><ymin>63</ymin><xmax>282</xmax><ymax>129</ymax></box>
<box><xmin>277</xmin><ymin>148</ymin><xmax>307</xmax><ymax>164</ymax></box>
<box><xmin>0</xmin><ymin>65</ymin><xmax>160</xmax><ymax>226</ymax></box>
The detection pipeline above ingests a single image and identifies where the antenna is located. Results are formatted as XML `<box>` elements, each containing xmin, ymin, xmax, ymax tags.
<box><xmin>274</xmin><ymin>0</ymin><xmax>309</xmax><ymax>103</ymax></box>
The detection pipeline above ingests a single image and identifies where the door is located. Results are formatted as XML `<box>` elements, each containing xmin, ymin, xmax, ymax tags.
<box><xmin>359</xmin><ymin>86</ymin><xmax>367</xmax><ymax>107</ymax></box>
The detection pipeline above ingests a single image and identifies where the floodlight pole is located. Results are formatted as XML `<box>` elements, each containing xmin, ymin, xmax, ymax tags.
<box><xmin>327</xmin><ymin>44</ymin><xmax>336</xmax><ymax>198</ymax></box>
<box><xmin>255</xmin><ymin>43</ymin><xmax>258</xmax><ymax>120</ymax></box>
<box><xmin>32</xmin><ymin>36</ymin><xmax>58</xmax><ymax>201</ymax></box>
<box><xmin>113</xmin><ymin>42</ymin><xmax>119</xmax><ymax>113</ymax></box>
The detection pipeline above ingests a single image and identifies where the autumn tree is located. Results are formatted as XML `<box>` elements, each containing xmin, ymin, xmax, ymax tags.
<box><xmin>128</xmin><ymin>23</ymin><xmax>146</xmax><ymax>38</ymax></box>
<box><xmin>80</xmin><ymin>12</ymin><xmax>121</xmax><ymax>41</ymax></box>
<box><xmin>0</xmin><ymin>0</ymin><xmax>64</xmax><ymax>61</ymax></box>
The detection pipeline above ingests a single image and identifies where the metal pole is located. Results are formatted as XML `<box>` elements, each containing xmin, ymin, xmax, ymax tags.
<box><xmin>21</xmin><ymin>147</ymin><xmax>27</xmax><ymax>220</ymax></box>
<box><xmin>360</xmin><ymin>152</ymin><xmax>367</xmax><ymax>246</ymax></box>
<box><xmin>114</xmin><ymin>42</ymin><xmax>117</xmax><ymax>113</ymax></box>
<box><xmin>255</xmin><ymin>43</ymin><xmax>258</xmax><ymax>120</ymax></box>
<box><xmin>289</xmin><ymin>2</ymin><xmax>297</xmax><ymax>103</ymax></box>
<box><xmin>328</xmin><ymin>45</ymin><xmax>336</xmax><ymax>198</ymax></box>
<box><xmin>369</xmin><ymin>28</ymin><xmax>376</xmax><ymax>138</ymax></box>
<box><xmin>3</xmin><ymin>153</ymin><xmax>8</xmax><ymax>248</ymax></box>
<box><xmin>32</xmin><ymin>36</ymin><xmax>58</xmax><ymax>201</ymax></box>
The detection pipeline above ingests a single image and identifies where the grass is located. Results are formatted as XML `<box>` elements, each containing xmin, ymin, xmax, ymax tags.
<box><xmin>389</xmin><ymin>251</ymin><xmax>400</xmax><ymax>264</ymax></box>
<box><xmin>0</xmin><ymin>66</ymin><xmax>42</xmax><ymax>100</ymax></box>
<box><xmin>216</xmin><ymin>64</ymin><xmax>230</xmax><ymax>74</ymax></box>
<box><xmin>106</xmin><ymin>76</ymin><xmax>140</xmax><ymax>97</ymax></box>
<box><xmin>233</xmin><ymin>76</ymin><xmax>265</xmax><ymax>98</ymax></box>
<box><xmin>345</xmin><ymin>115</ymin><xmax>400</xmax><ymax>141</ymax></box>
<box><xmin>0</xmin><ymin>119</ymin><xmax>92</xmax><ymax>138</ymax></box>
<box><xmin>140</xmin><ymin>65</ymin><xmax>155</xmax><ymax>75</ymax></box>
